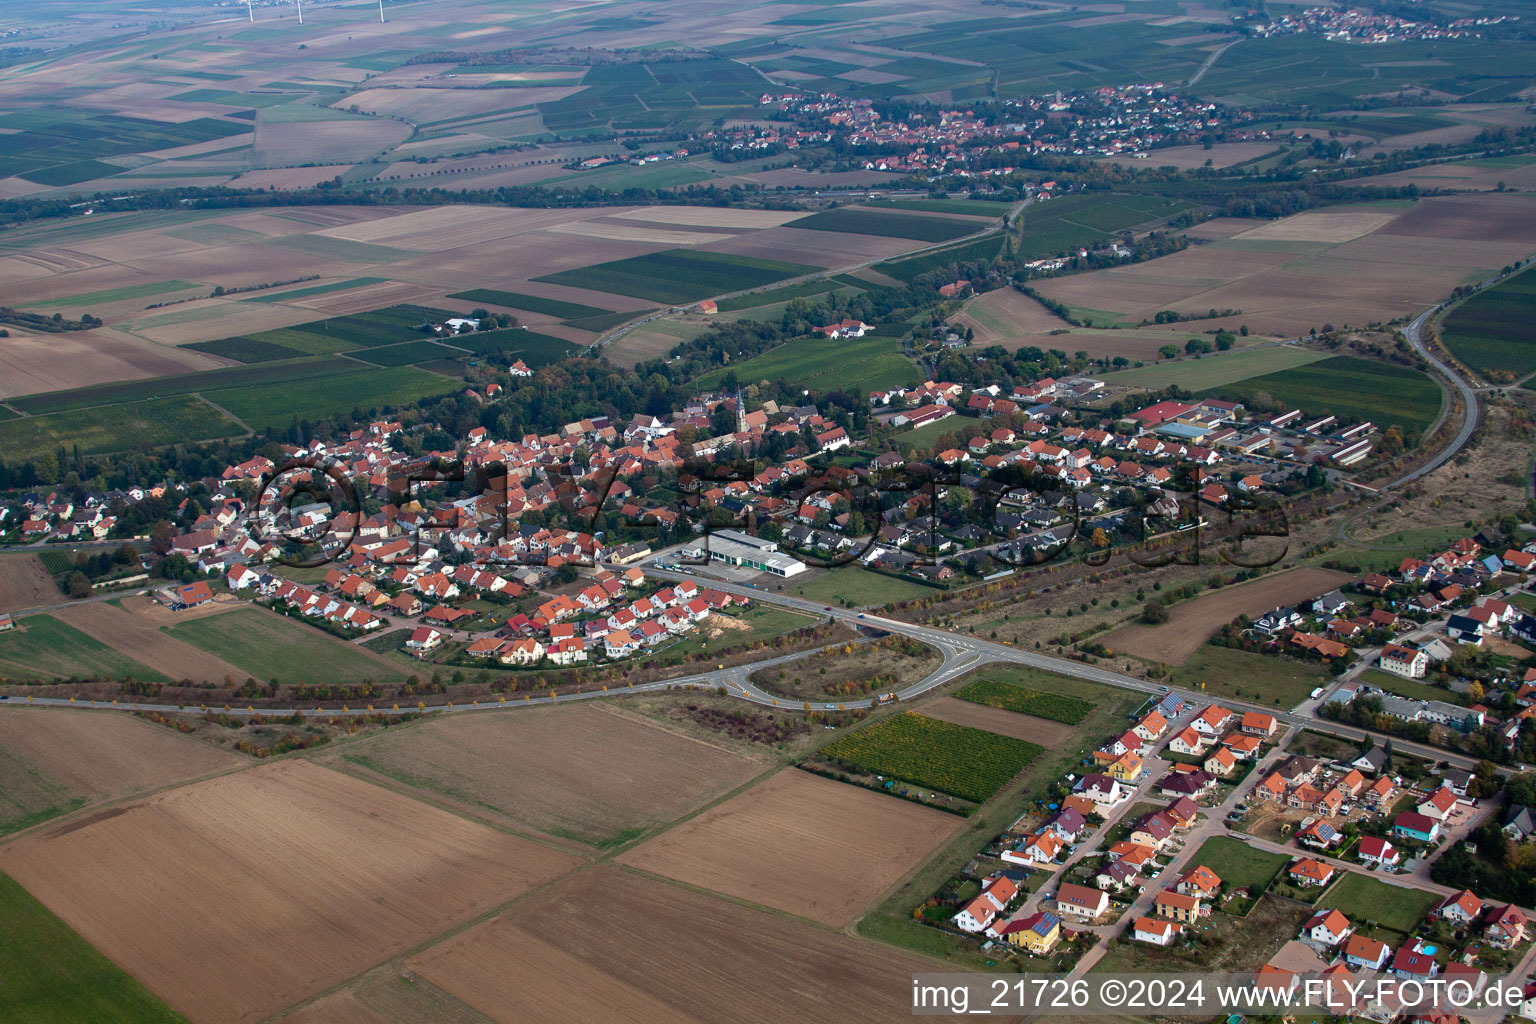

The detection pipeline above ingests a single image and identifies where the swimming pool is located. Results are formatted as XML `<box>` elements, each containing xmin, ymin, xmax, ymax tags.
<box><xmin>1420</xmin><ymin>943</ymin><xmax>1439</xmax><ymax>955</ymax></box>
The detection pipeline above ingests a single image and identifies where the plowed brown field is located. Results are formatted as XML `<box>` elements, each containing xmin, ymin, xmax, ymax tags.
<box><xmin>618</xmin><ymin>768</ymin><xmax>961</xmax><ymax>925</ymax></box>
<box><xmin>0</xmin><ymin>760</ymin><xmax>579</xmax><ymax>1024</ymax></box>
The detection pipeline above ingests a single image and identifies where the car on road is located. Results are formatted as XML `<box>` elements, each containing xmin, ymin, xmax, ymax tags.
<box><xmin>824</xmin><ymin>703</ymin><xmax>835</xmax><ymax>710</ymax></box>
<box><xmin>824</xmin><ymin>606</ymin><xmax>833</xmax><ymax>612</ymax></box>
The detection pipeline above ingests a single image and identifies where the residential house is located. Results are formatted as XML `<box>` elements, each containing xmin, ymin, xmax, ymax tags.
<box><xmin>1288</xmin><ymin>858</ymin><xmax>1335</xmax><ymax>888</ymax></box>
<box><xmin>997</xmin><ymin>911</ymin><xmax>1061</xmax><ymax>954</ymax></box>
<box><xmin>1167</xmin><ymin>727</ymin><xmax>1209</xmax><ymax>756</ymax></box>
<box><xmin>1177</xmin><ymin>866</ymin><xmax>1222</xmax><ymax>900</ymax></box>
<box><xmin>1357</xmin><ymin>836</ymin><xmax>1400</xmax><ymax>868</ymax></box>
<box><xmin>1204</xmin><ymin>746</ymin><xmax>1237</xmax><ymax>777</ymax></box>
<box><xmin>1343</xmin><ymin>934</ymin><xmax>1391</xmax><ymax>971</ymax></box>
<box><xmin>1190</xmin><ymin>705</ymin><xmax>1235</xmax><ymax>737</ymax></box>
<box><xmin>1055</xmin><ymin>883</ymin><xmax>1109</xmax><ymax>920</ymax></box>
<box><xmin>1240</xmin><ymin>711</ymin><xmax>1277</xmax><ymax>737</ymax></box>
<box><xmin>1391</xmin><ymin>944</ymin><xmax>1439</xmax><ymax>979</ymax></box>
<box><xmin>1380</xmin><ymin>644</ymin><xmax>1429</xmax><ymax>679</ymax></box>
<box><xmin>1133</xmin><ymin>917</ymin><xmax>1179</xmax><ymax>945</ymax></box>
<box><xmin>1154</xmin><ymin>890</ymin><xmax>1202</xmax><ymax>924</ymax></box>
<box><xmin>1303</xmin><ymin>909</ymin><xmax>1353</xmax><ymax>948</ymax></box>
<box><xmin>1395</xmin><ymin>811</ymin><xmax>1441</xmax><ymax>843</ymax></box>
<box><xmin>1078</xmin><ymin>774</ymin><xmax>1125</xmax><ymax>806</ymax></box>
<box><xmin>1418</xmin><ymin>787</ymin><xmax>1458</xmax><ymax>821</ymax></box>
<box><xmin>1482</xmin><ymin>904</ymin><xmax>1527</xmax><ymax>948</ymax></box>
<box><xmin>1503</xmin><ymin>804</ymin><xmax>1536</xmax><ymax>841</ymax></box>
<box><xmin>1431</xmin><ymin>890</ymin><xmax>1483</xmax><ymax>927</ymax></box>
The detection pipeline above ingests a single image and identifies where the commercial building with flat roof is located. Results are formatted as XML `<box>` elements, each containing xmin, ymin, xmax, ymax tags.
<box><xmin>678</xmin><ymin>529</ymin><xmax>806</xmax><ymax>577</ymax></box>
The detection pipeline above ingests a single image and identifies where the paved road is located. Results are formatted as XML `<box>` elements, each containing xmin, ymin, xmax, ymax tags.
<box><xmin>0</xmin><ymin>558</ymin><xmax>1487</xmax><ymax>774</ymax></box>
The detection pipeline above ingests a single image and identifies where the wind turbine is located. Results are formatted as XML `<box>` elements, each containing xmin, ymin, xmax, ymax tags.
<box><xmin>245</xmin><ymin>0</ymin><xmax>253</xmax><ymax>21</ymax></box>
<box><xmin>377</xmin><ymin>0</ymin><xmax>385</xmax><ymax>21</ymax></box>
<box><xmin>295</xmin><ymin>0</ymin><xmax>302</xmax><ymax>24</ymax></box>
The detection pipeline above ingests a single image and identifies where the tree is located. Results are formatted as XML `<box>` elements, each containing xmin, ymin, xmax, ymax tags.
<box><xmin>1158</xmin><ymin>344</ymin><xmax>1179</xmax><ymax>361</ymax></box>
<box><xmin>1141</xmin><ymin>600</ymin><xmax>1169</xmax><ymax>625</ymax></box>
<box><xmin>1215</xmin><ymin>329</ymin><xmax>1236</xmax><ymax>351</ymax></box>
<box><xmin>1185</xmin><ymin>337</ymin><xmax>1212</xmax><ymax>355</ymax></box>
<box><xmin>66</xmin><ymin>572</ymin><xmax>91</xmax><ymax>599</ymax></box>
<box><xmin>151</xmin><ymin>520</ymin><xmax>176</xmax><ymax>555</ymax></box>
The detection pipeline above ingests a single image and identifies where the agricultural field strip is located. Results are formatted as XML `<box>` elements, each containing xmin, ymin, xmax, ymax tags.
<box><xmin>819</xmin><ymin>710</ymin><xmax>1042</xmax><ymax>803</ymax></box>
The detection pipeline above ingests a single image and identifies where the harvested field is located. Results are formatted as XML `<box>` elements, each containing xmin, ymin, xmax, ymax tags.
<box><xmin>338</xmin><ymin>86</ymin><xmax>582</xmax><ymax>121</ymax></box>
<box><xmin>1101</xmin><ymin>567</ymin><xmax>1353</xmax><ymax>665</ymax></box>
<box><xmin>544</xmin><ymin>220</ymin><xmax>733</xmax><ymax>245</ymax></box>
<box><xmin>338</xmin><ymin>703</ymin><xmax>767</xmax><ymax>845</ymax></box>
<box><xmin>1107</xmin><ymin>141</ymin><xmax>1279</xmax><ymax>169</ymax></box>
<box><xmin>610</xmin><ymin>207</ymin><xmax>807</xmax><ymax>229</ymax></box>
<box><xmin>0</xmin><ymin>760</ymin><xmax>579</xmax><ymax>1024</ymax></box>
<box><xmin>0</xmin><ymin>328</ymin><xmax>219</xmax><ymax>400</ymax></box>
<box><xmin>954</xmin><ymin>286</ymin><xmax>1072</xmax><ymax>343</ymax></box>
<box><xmin>313</xmin><ymin>204</ymin><xmax>610</xmax><ymax>249</ymax></box>
<box><xmin>411</xmin><ymin>866</ymin><xmax>953</xmax><ymax>1024</ymax></box>
<box><xmin>1379</xmin><ymin>192</ymin><xmax>1536</xmax><ymax>244</ymax></box>
<box><xmin>49</xmin><ymin>601</ymin><xmax>247</xmax><ymax>682</ymax></box>
<box><xmin>1032</xmin><ymin>196</ymin><xmax>1536</xmax><ymax>339</ymax></box>
<box><xmin>618</xmin><ymin>769</ymin><xmax>961</xmax><ymax>926</ymax></box>
<box><xmin>1234</xmin><ymin>209</ymin><xmax>1400</xmax><ymax>243</ymax></box>
<box><xmin>700</xmin><ymin>225</ymin><xmax>917</xmax><ymax>269</ymax></box>
<box><xmin>0</xmin><ymin>707</ymin><xmax>240</xmax><ymax>825</ymax></box>
<box><xmin>0</xmin><ymin>554</ymin><xmax>55</xmax><ymax>614</ymax></box>
<box><xmin>918</xmin><ymin>696</ymin><xmax>1078</xmax><ymax>747</ymax></box>
<box><xmin>279</xmin><ymin>965</ymin><xmax>493</xmax><ymax>1024</ymax></box>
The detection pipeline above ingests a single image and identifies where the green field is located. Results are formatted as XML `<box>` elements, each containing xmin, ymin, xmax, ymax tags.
<box><xmin>348</xmin><ymin>341</ymin><xmax>463</xmax><ymax>366</ymax></box>
<box><xmin>792</xmin><ymin>207</ymin><xmax>981</xmax><ymax>243</ymax></box>
<box><xmin>242</xmin><ymin>277</ymin><xmax>387</xmax><ymax>303</ymax></box>
<box><xmin>8</xmin><ymin>357</ymin><xmax>361</xmax><ymax>415</ymax></box>
<box><xmin>0</xmin><ymin>738</ymin><xmax>84</xmax><ymax>838</ymax></box>
<box><xmin>787</xmin><ymin>567</ymin><xmax>934</xmax><ymax>607</ymax></box>
<box><xmin>210</xmin><ymin>366</ymin><xmax>459</xmax><ymax>429</ymax></box>
<box><xmin>535</xmin><ymin>250</ymin><xmax>823</xmax><ymax>305</ymax></box>
<box><xmin>874</xmin><ymin>234</ymin><xmax>1005</xmax><ymax>282</ymax></box>
<box><xmin>695</xmin><ymin>333</ymin><xmax>918</xmax><ymax>392</ymax></box>
<box><xmin>1168</xmin><ymin>645</ymin><xmax>1328</xmax><ymax>709</ymax></box>
<box><xmin>168</xmin><ymin>607</ymin><xmax>403</xmax><ymax>684</ymax></box>
<box><xmin>871</xmin><ymin>198</ymin><xmax>1014</xmax><ymax>218</ymax></box>
<box><xmin>1199</xmin><ymin>355</ymin><xmax>1443</xmax><ymax>441</ymax></box>
<box><xmin>1317</xmin><ymin>870</ymin><xmax>1438</xmax><ymax>943</ymax></box>
<box><xmin>714</xmin><ymin>279</ymin><xmax>844</xmax><ymax>313</ymax></box>
<box><xmin>1015</xmin><ymin>193</ymin><xmax>1193</xmax><ymax>260</ymax></box>
<box><xmin>187</xmin><ymin>304</ymin><xmax>456</xmax><ymax>362</ymax></box>
<box><xmin>1100</xmin><ymin>346</ymin><xmax>1327</xmax><ymax>390</ymax></box>
<box><xmin>0</xmin><ymin>396</ymin><xmax>242</xmax><ymax>461</ymax></box>
<box><xmin>822</xmin><ymin>711</ymin><xmax>1041</xmax><ymax>803</ymax></box>
<box><xmin>953</xmin><ymin>678</ymin><xmax>1094</xmax><ymax>725</ymax></box>
<box><xmin>1184</xmin><ymin>835</ymin><xmax>1288</xmax><ymax>900</ymax></box>
<box><xmin>561</xmin><ymin>309</ymin><xmax>653</xmax><ymax>332</ymax></box>
<box><xmin>892</xmin><ymin>416</ymin><xmax>966</xmax><ymax>453</ymax></box>
<box><xmin>1440</xmin><ymin>265</ymin><xmax>1536</xmax><ymax>378</ymax></box>
<box><xmin>26</xmin><ymin>280</ymin><xmax>200</xmax><ymax>310</ymax></box>
<box><xmin>0</xmin><ymin>871</ymin><xmax>190</xmax><ymax>1024</ymax></box>
<box><xmin>0</xmin><ymin>615</ymin><xmax>169</xmax><ymax>682</ymax></box>
<box><xmin>1358</xmin><ymin>669</ymin><xmax>1469</xmax><ymax>707</ymax></box>
<box><xmin>445</xmin><ymin>289</ymin><xmax>612</xmax><ymax>319</ymax></box>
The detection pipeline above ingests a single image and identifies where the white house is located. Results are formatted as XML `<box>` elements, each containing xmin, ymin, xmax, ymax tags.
<box><xmin>1303</xmin><ymin>908</ymin><xmax>1353</xmax><ymax>947</ymax></box>
<box><xmin>1378</xmin><ymin>644</ymin><xmax>1428</xmax><ymax>679</ymax></box>
<box><xmin>1133</xmin><ymin>916</ymin><xmax>1178</xmax><ymax>945</ymax></box>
